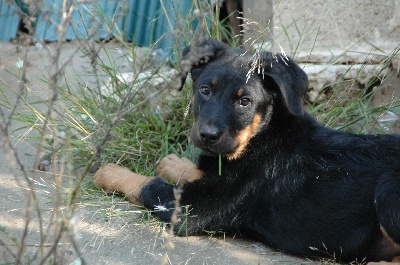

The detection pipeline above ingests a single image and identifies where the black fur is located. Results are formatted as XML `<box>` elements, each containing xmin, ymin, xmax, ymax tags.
<box><xmin>141</xmin><ymin>38</ymin><xmax>400</xmax><ymax>262</ymax></box>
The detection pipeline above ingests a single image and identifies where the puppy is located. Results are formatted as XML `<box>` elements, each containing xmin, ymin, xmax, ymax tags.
<box><xmin>94</xmin><ymin>38</ymin><xmax>400</xmax><ymax>263</ymax></box>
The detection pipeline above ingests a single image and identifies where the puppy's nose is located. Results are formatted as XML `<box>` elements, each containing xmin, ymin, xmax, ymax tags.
<box><xmin>199</xmin><ymin>125</ymin><xmax>222</xmax><ymax>144</ymax></box>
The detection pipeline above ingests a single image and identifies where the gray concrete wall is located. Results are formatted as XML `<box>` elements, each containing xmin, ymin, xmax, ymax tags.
<box><xmin>272</xmin><ymin>0</ymin><xmax>400</xmax><ymax>57</ymax></box>
<box><xmin>258</xmin><ymin>0</ymin><xmax>400</xmax><ymax>106</ymax></box>
<box><xmin>242</xmin><ymin>0</ymin><xmax>274</xmax><ymax>47</ymax></box>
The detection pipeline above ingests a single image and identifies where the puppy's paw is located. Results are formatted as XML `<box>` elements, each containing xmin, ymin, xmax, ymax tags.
<box><xmin>93</xmin><ymin>163</ymin><xmax>131</xmax><ymax>191</ymax></box>
<box><xmin>156</xmin><ymin>154</ymin><xmax>202</xmax><ymax>184</ymax></box>
<box><xmin>93</xmin><ymin>163</ymin><xmax>153</xmax><ymax>205</ymax></box>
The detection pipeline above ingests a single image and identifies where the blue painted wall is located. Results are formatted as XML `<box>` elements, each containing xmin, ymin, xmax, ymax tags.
<box><xmin>1</xmin><ymin>0</ymin><xmax>194</xmax><ymax>56</ymax></box>
<box><xmin>33</xmin><ymin>0</ymin><xmax>193</xmax><ymax>55</ymax></box>
<box><xmin>0</xmin><ymin>1</ymin><xmax>20</xmax><ymax>41</ymax></box>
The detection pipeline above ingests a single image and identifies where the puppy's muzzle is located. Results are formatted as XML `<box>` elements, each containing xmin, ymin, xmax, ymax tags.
<box><xmin>199</xmin><ymin>124</ymin><xmax>222</xmax><ymax>145</ymax></box>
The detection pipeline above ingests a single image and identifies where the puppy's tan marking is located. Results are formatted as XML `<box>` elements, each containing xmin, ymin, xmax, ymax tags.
<box><xmin>380</xmin><ymin>226</ymin><xmax>400</xmax><ymax>246</ymax></box>
<box><xmin>380</xmin><ymin>226</ymin><xmax>400</xmax><ymax>257</ymax></box>
<box><xmin>226</xmin><ymin>113</ymin><xmax>262</xmax><ymax>160</ymax></box>
<box><xmin>93</xmin><ymin>163</ymin><xmax>154</xmax><ymax>205</ymax></box>
<box><xmin>366</xmin><ymin>226</ymin><xmax>400</xmax><ymax>264</ymax></box>
<box><xmin>156</xmin><ymin>154</ymin><xmax>203</xmax><ymax>184</ymax></box>
<box><xmin>211</xmin><ymin>78</ymin><xmax>218</xmax><ymax>85</ymax></box>
<box><xmin>237</xmin><ymin>87</ymin><xmax>244</xmax><ymax>98</ymax></box>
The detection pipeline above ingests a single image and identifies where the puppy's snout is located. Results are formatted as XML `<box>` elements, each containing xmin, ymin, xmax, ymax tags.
<box><xmin>199</xmin><ymin>124</ymin><xmax>222</xmax><ymax>144</ymax></box>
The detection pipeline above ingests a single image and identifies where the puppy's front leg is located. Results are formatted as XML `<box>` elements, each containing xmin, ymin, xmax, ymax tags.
<box><xmin>93</xmin><ymin>163</ymin><xmax>155</xmax><ymax>205</ymax></box>
<box><xmin>93</xmin><ymin>160</ymin><xmax>201</xmax><ymax>225</ymax></box>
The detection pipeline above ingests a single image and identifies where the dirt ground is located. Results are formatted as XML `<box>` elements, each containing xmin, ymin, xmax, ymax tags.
<box><xmin>0</xmin><ymin>41</ymin><xmax>321</xmax><ymax>265</ymax></box>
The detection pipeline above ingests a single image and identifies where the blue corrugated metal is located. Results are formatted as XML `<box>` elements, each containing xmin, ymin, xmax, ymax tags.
<box><xmin>0</xmin><ymin>0</ymin><xmax>194</xmax><ymax>56</ymax></box>
<box><xmin>34</xmin><ymin>0</ymin><xmax>193</xmax><ymax>54</ymax></box>
<box><xmin>153</xmin><ymin>0</ymin><xmax>193</xmax><ymax>57</ymax></box>
<box><xmin>35</xmin><ymin>0</ymin><xmax>124</xmax><ymax>41</ymax></box>
<box><xmin>0</xmin><ymin>0</ymin><xmax>20</xmax><ymax>41</ymax></box>
<box><xmin>122</xmin><ymin>0</ymin><xmax>161</xmax><ymax>45</ymax></box>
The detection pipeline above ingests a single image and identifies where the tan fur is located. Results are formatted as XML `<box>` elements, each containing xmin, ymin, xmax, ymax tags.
<box><xmin>381</xmin><ymin>226</ymin><xmax>400</xmax><ymax>262</ymax></box>
<box><xmin>237</xmin><ymin>87</ymin><xmax>244</xmax><ymax>98</ymax></box>
<box><xmin>93</xmin><ymin>163</ymin><xmax>154</xmax><ymax>205</ymax></box>
<box><xmin>226</xmin><ymin>113</ymin><xmax>262</xmax><ymax>160</ymax></box>
<box><xmin>381</xmin><ymin>226</ymin><xmax>400</xmax><ymax>246</ymax></box>
<box><xmin>156</xmin><ymin>154</ymin><xmax>203</xmax><ymax>184</ymax></box>
<box><xmin>366</xmin><ymin>227</ymin><xmax>400</xmax><ymax>264</ymax></box>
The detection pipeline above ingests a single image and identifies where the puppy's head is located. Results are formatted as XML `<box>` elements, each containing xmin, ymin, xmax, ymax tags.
<box><xmin>181</xmin><ymin>38</ymin><xmax>308</xmax><ymax>160</ymax></box>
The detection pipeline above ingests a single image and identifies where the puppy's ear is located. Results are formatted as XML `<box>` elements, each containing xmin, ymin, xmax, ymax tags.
<box><xmin>179</xmin><ymin>38</ymin><xmax>229</xmax><ymax>90</ymax></box>
<box><xmin>261</xmin><ymin>52</ymin><xmax>308</xmax><ymax>116</ymax></box>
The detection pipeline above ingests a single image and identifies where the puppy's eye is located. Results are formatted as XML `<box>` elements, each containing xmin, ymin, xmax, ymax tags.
<box><xmin>199</xmin><ymin>85</ymin><xmax>211</xmax><ymax>96</ymax></box>
<box><xmin>239</xmin><ymin>97</ymin><xmax>251</xmax><ymax>107</ymax></box>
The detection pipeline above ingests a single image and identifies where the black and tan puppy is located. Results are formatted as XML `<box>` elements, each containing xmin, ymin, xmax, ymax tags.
<box><xmin>94</xmin><ymin>38</ymin><xmax>400</xmax><ymax>263</ymax></box>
